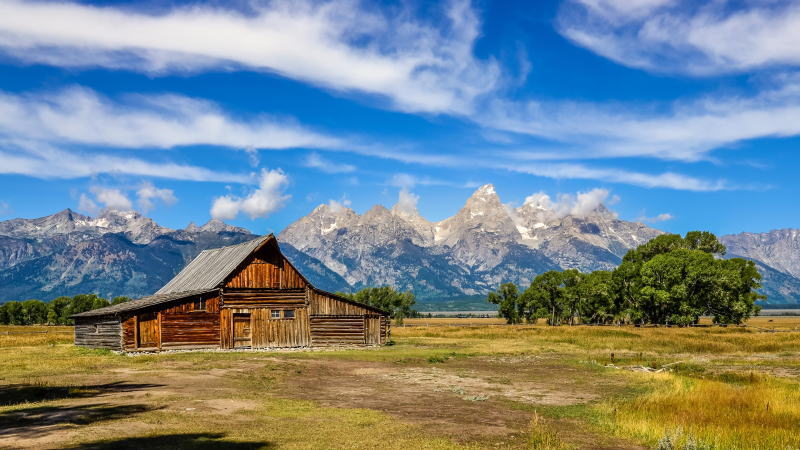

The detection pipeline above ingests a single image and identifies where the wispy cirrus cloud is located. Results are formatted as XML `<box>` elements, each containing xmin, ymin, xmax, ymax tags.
<box><xmin>0</xmin><ymin>139</ymin><xmax>249</xmax><ymax>182</ymax></box>
<box><xmin>0</xmin><ymin>0</ymin><xmax>499</xmax><ymax>114</ymax></box>
<box><xmin>0</xmin><ymin>86</ymin><xmax>341</xmax><ymax>151</ymax></box>
<box><xmin>558</xmin><ymin>0</ymin><xmax>800</xmax><ymax>75</ymax></box>
<box><xmin>304</xmin><ymin>152</ymin><xmax>356</xmax><ymax>174</ymax></box>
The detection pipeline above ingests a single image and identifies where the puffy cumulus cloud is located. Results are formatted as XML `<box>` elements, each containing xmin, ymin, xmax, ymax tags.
<box><xmin>136</xmin><ymin>182</ymin><xmax>177</xmax><ymax>212</ymax></box>
<box><xmin>78</xmin><ymin>182</ymin><xmax>178</xmax><ymax>214</ymax></box>
<box><xmin>88</xmin><ymin>186</ymin><xmax>133</xmax><ymax>211</ymax></box>
<box><xmin>327</xmin><ymin>198</ymin><xmax>352</xmax><ymax>214</ymax></box>
<box><xmin>394</xmin><ymin>188</ymin><xmax>420</xmax><ymax>214</ymax></box>
<box><xmin>77</xmin><ymin>194</ymin><xmax>99</xmax><ymax>215</ymax></box>
<box><xmin>210</xmin><ymin>169</ymin><xmax>290</xmax><ymax>220</ymax></box>
<box><xmin>304</xmin><ymin>152</ymin><xmax>356</xmax><ymax>174</ymax></box>
<box><xmin>636</xmin><ymin>212</ymin><xmax>675</xmax><ymax>223</ymax></box>
<box><xmin>558</xmin><ymin>0</ymin><xmax>800</xmax><ymax>75</ymax></box>
<box><xmin>0</xmin><ymin>0</ymin><xmax>500</xmax><ymax>114</ymax></box>
<box><xmin>522</xmin><ymin>188</ymin><xmax>616</xmax><ymax>218</ymax></box>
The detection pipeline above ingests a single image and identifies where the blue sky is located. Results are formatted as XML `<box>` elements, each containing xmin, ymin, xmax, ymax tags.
<box><xmin>0</xmin><ymin>0</ymin><xmax>799</xmax><ymax>236</ymax></box>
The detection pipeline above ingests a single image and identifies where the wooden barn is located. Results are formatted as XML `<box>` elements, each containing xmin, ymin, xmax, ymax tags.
<box><xmin>72</xmin><ymin>234</ymin><xmax>390</xmax><ymax>351</ymax></box>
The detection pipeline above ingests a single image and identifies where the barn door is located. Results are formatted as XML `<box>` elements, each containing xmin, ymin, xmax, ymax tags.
<box><xmin>137</xmin><ymin>312</ymin><xmax>158</xmax><ymax>348</ymax></box>
<box><xmin>233</xmin><ymin>313</ymin><xmax>252</xmax><ymax>348</ymax></box>
<box><xmin>365</xmin><ymin>317</ymin><xmax>381</xmax><ymax>345</ymax></box>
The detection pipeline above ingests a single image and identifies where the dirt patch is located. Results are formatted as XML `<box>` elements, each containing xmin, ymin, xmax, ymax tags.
<box><xmin>275</xmin><ymin>356</ymin><xmax>642</xmax><ymax>449</ymax></box>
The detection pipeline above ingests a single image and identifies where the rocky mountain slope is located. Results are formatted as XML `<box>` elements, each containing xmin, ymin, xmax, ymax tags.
<box><xmin>279</xmin><ymin>184</ymin><xmax>663</xmax><ymax>302</ymax></box>
<box><xmin>1</xmin><ymin>190</ymin><xmax>798</xmax><ymax>306</ymax></box>
<box><xmin>0</xmin><ymin>209</ymin><xmax>349</xmax><ymax>301</ymax></box>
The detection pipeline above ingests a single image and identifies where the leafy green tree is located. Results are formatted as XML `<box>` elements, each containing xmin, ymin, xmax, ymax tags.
<box><xmin>708</xmin><ymin>258</ymin><xmax>763</xmax><ymax>324</ymax></box>
<box><xmin>65</xmin><ymin>294</ymin><xmax>110</xmax><ymax>324</ymax></box>
<box><xmin>0</xmin><ymin>303</ymin><xmax>8</xmax><ymax>325</ymax></box>
<box><xmin>338</xmin><ymin>286</ymin><xmax>416</xmax><ymax>325</ymax></box>
<box><xmin>47</xmin><ymin>296</ymin><xmax>72</xmax><ymax>325</ymax></box>
<box><xmin>111</xmin><ymin>296</ymin><xmax>132</xmax><ymax>305</ymax></box>
<box><xmin>487</xmin><ymin>283</ymin><xmax>522</xmax><ymax>324</ymax></box>
<box><xmin>522</xmin><ymin>271</ymin><xmax>568</xmax><ymax>325</ymax></box>
<box><xmin>21</xmin><ymin>299</ymin><xmax>49</xmax><ymax>325</ymax></box>
<box><xmin>3</xmin><ymin>301</ymin><xmax>23</xmax><ymax>325</ymax></box>
<box><xmin>573</xmin><ymin>270</ymin><xmax>615</xmax><ymax>324</ymax></box>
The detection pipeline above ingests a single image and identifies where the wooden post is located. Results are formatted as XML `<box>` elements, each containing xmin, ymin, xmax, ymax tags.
<box><xmin>133</xmin><ymin>314</ymin><xmax>139</xmax><ymax>349</ymax></box>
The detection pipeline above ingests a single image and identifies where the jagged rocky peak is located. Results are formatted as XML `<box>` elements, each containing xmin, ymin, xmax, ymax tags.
<box><xmin>434</xmin><ymin>184</ymin><xmax>521</xmax><ymax>246</ymax></box>
<box><xmin>186</xmin><ymin>218</ymin><xmax>250</xmax><ymax>234</ymax></box>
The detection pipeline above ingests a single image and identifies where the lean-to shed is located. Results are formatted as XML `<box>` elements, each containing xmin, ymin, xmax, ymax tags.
<box><xmin>72</xmin><ymin>234</ymin><xmax>390</xmax><ymax>351</ymax></box>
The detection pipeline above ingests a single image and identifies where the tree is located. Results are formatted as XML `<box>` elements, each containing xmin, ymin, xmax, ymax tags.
<box><xmin>573</xmin><ymin>270</ymin><xmax>614</xmax><ymax>324</ymax></box>
<box><xmin>21</xmin><ymin>299</ymin><xmax>49</xmax><ymax>325</ymax></box>
<box><xmin>111</xmin><ymin>296</ymin><xmax>132</xmax><ymax>305</ymax></box>
<box><xmin>65</xmin><ymin>294</ymin><xmax>110</xmax><ymax>324</ymax></box>
<box><xmin>487</xmin><ymin>283</ymin><xmax>522</xmax><ymax>324</ymax></box>
<box><xmin>47</xmin><ymin>296</ymin><xmax>72</xmax><ymax>325</ymax></box>
<box><xmin>338</xmin><ymin>286</ymin><xmax>416</xmax><ymax>325</ymax></box>
<box><xmin>522</xmin><ymin>271</ymin><xmax>568</xmax><ymax>325</ymax></box>
<box><xmin>3</xmin><ymin>301</ymin><xmax>23</xmax><ymax>325</ymax></box>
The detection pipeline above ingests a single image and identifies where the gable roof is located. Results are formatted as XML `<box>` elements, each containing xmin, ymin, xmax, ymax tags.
<box><xmin>156</xmin><ymin>234</ymin><xmax>274</xmax><ymax>295</ymax></box>
<box><xmin>72</xmin><ymin>289</ymin><xmax>216</xmax><ymax>318</ymax></box>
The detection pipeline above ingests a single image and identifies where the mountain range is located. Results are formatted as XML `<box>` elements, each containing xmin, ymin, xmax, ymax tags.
<box><xmin>0</xmin><ymin>185</ymin><xmax>798</xmax><ymax>308</ymax></box>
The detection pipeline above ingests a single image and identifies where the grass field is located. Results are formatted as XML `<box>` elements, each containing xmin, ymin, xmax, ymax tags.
<box><xmin>1</xmin><ymin>319</ymin><xmax>799</xmax><ymax>449</ymax></box>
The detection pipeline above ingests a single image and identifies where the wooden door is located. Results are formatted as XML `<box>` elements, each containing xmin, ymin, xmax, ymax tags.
<box><xmin>137</xmin><ymin>312</ymin><xmax>158</xmax><ymax>348</ymax></box>
<box><xmin>365</xmin><ymin>317</ymin><xmax>381</xmax><ymax>345</ymax></box>
<box><xmin>233</xmin><ymin>313</ymin><xmax>252</xmax><ymax>348</ymax></box>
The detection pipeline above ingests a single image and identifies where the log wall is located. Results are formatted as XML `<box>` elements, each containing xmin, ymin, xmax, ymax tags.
<box><xmin>223</xmin><ymin>289</ymin><xmax>306</xmax><ymax>308</ymax></box>
<box><xmin>310</xmin><ymin>315</ymin><xmax>367</xmax><ymax>346</ymax></box>
<box><xmin>74</xmin><ymin>317</ymin><xmax>122</xmax><ymax>350</ymax></box>
<box><xmin>160</xmin><ymin>295</ymin><xmax>221</xmax><ymax>348</ymax></box>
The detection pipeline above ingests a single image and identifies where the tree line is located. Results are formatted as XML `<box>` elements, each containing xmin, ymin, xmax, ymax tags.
<box><xmin>488</xmin><ymin>231</ymin><xmax>763</xmax><ymax>326</ymax></box>
<box><xmin>336</xmin><ymin>286</ymin><xmax>417</xmax><ymax>325</ymax></box>
<box><xmin>0</xmin><ymin>294</ymin><xmax>130</xmax><ymax>325</ymax></box>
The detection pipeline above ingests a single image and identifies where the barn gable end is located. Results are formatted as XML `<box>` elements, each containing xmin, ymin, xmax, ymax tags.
<box><xmin>73</xmin><ymin>234</ymin><xmax>390</xmax><ymax>351</ymax></box>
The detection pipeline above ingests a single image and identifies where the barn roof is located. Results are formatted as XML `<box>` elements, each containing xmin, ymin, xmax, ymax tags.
<box><xmin>71</xmin><ymin>289</ymin><xmax>216</xmax><ymax>318</ymax></box>
<box><xmin>156</xmin><ymin>234</ymin><xmax>274</xmax><ymax>295</ymax></box>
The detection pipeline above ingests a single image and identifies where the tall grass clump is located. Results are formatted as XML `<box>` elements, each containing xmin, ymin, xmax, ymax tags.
<box><xmin>596</xmin><ymin>372</ymin><xmax>800</xmax><ymax>449</ymax></box>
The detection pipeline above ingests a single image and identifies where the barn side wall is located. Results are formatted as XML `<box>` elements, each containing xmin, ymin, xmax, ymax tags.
<box><xmin>121</xmin><ymin>294</ymin><xmax>221</xmax><ymax>351</ymax></box>
<box><xmin>308</xmin><ymin>290</ymin><xmax>390</xmax><ymax>345</ymax></box>
<box><xmin>74</xmin><ymin>317</ymin><xmax>122</xmax><ymax>351</ymax></box>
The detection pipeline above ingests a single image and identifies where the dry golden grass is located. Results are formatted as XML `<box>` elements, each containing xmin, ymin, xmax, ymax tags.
<box><xmin>2</xmin><ymin>319</ymin><xmax>800</xmax><ymax>449</ymax></box>
<box><xmin>0</xmin><ymin>326</ymin><xmax>72</xmax><ymax>348</ymax></box>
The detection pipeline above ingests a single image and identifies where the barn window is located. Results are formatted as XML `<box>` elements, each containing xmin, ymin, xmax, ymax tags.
<box><xmin>283</xmin><ymin>309</ymin><xmax>295</xmax><ymax>319</ymax></box>
<box><xmin>270</xmin><ymin>310</ymin><xmax>281</xmax><ymax>319</ymax></box>
<box><xmin>193</xmin><ymin>298</ymin><xmax>206</xmax><ymax>311</ymax></box>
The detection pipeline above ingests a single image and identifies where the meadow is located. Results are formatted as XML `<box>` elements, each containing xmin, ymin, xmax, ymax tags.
<box><xmin>1</xmin><ymin>318</ymin><xmax>799</xmax><ymax>449</ymax></box>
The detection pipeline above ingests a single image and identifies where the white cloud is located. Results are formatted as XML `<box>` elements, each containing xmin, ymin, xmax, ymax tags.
<box><xmin>636</xmin><ymin>212</ymin><xmax>674</xmax><ymax>223</ymax></box>
<box><xmin>507</xmin><ymin>162</ymin><xmax>727</xmax><ymax>191</ymax></box>
<box><xmin>209</xmin><ymin>196</ymin><xmax>241</xmax><ymax>221</ymax></box>
<box><xmin>395</xmin><ymin>188</ymin><xmax>420</xmax><ymax>214</ymax></box>
<box><xmin>0</xmin><ymin>0</ymin><xmax>500</xmax><ymax>114</ymax></box>
<box><xmin>210</xmin><ymin>168</ymin><xmax>290</xmax><ymax>220</ymax></box>
<box><xmin>559</xmin><ymin>0</ymin><xmax>800</xmax><ymax>75</ymax></box>
<box><xmin>327</xmin><ymin>198</ymin><xmax>352</xmax><ymax>214</ymax></box>
<box><xmin>0</xmin><ymin>139</ymin><xmax>249</xmax><ymax>182</ymax></box>
<box><xmin>522</xmin><ymin>188</ymin><xmax>615</xmax><ymax>218</ymax></box>
<box><xmin>89</xmin><ymin>186</ymin><xmax>133</xmax><ymax>211</ymax></box>
<box><xmin>304</xmin><ymin>152</ymin><xmax>356</xmax><ymax>173</ymax></box>
<box><xmin>484</xmin><ymin>75</ymin><xmax>800</xmax><ymax>164</ymax></box>
<box><xmin>0</xmin><ymin>87</ymin><xmax>341</xmax><ymax>151</ymax></box>
<box><xmin>136</xmin><ymin>182</ymin><xmax>177</xmax><ymax>212</ymax></box>
<box><xmin>78</xmin><ymin>194</ymin><xmax>99</xmax><ymax>215</ymax></box>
